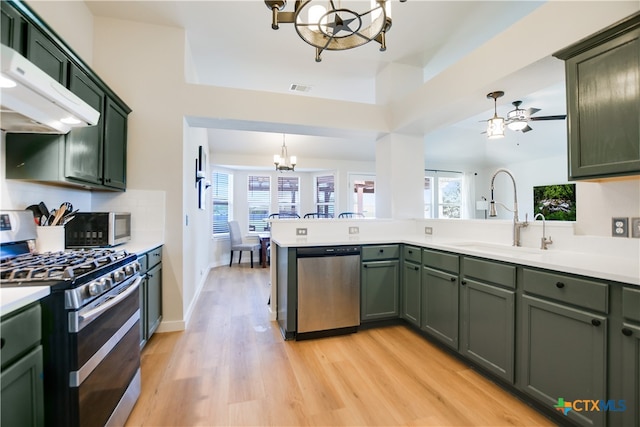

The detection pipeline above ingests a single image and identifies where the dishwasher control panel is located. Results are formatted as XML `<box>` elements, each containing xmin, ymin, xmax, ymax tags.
<box><xmin>297</xmin><ymin>246</ymin><xmax>361</xmax><ymax>257</ymax></box>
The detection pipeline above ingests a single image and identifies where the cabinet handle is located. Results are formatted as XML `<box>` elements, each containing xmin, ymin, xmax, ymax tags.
<box><xmin>622</xmin><ymin>328</ymin><xmax>633</xmax><ymax>336</ymax></box>
<box><xmin>364</xmin><ymin>265</ymin><xmax>368</xmax><ymax>268</ymax></box>
<box><xmin>450</xmin><ymin>277</ymin><xmax>456</xmax><ymax>282</ymax></box>
<box><xmin>0</xmin><ymin>338</ymin><xmax>4</xmax><ymax>349</ymax></box>
<box><xmin>461</xmin><ymin>280</ymin><xmax>467</xmax><ymax>285</ymax></box>
<box><xmin>414</xmin><ymin>266</ymin><xmax>419</xmax><ymax>271</ymax></box>
<box><xmin>379</xmin><ymin>249</ymin><xmax>384</xmax><ymax>253</ymax></box>
<box><xmin>555</xmin><ymin>282</ymin><xmax>565</xmax><ymax>289</ymax></box>
<box><xmin>591</xmin><ymin>319</ymin><xmax>601</xmax><ymax>327</ymax></box>
<box><xmin>408</xmin><ymin>250</ymin><xmax>413</xmax><ymax>254</ymax></box>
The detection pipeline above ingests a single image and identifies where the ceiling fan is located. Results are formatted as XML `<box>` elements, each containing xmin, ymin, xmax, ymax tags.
<box><xmin>505</xmin><ymin>100</ymin><xmax>567</xmax><ymax>133</ymax></box>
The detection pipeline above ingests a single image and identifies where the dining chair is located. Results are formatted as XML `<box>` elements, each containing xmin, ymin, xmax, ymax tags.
<box><xmin>303</xmin><ymin>213</ymin><xmax>333</xmax><ymax>218</ymax></box>
<box><xmin>228</xmin><ymin>221</ymin><xmax>261</xmax><ymax>268</ymax></box>
<box><xmin>338</xmin><ymin>212</ymin><xmax>365</xmax><ymax>218</ymax></box>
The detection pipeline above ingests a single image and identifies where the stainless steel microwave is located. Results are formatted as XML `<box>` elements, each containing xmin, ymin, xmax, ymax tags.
<box><xmin>65</xmin><ymin>212</ymin><xmax>131</xmax><ymax>248</ymax></box>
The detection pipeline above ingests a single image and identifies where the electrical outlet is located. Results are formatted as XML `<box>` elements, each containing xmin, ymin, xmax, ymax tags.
<box><xmin>612</xmin><ymin>217</ymin><xmax>628</xmax><ymax>237</ymax></box>
<box><xmin>296</xmin><ymin>228</ymin><xmax>307</xmax><ymax>236</ymax></box>
<box><xmin>631</xmin><ymin>217</ymin><xmax>640</xmax><ymax>238</ymax></box>
<box><xmin>425</xmin><ymin>226</ymin><xmax>433</xmax><ymax>235</ymax></box>
<box><xmin>349</xmin><ymin>226</ymin><xmax>359</xmax><ymax>235</ymax></box>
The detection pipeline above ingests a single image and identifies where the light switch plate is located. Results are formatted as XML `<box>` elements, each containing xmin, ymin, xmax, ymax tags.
<box><xmin>296</xmin><ymin>228</ymin><xmax>307</xmax><ymax>236</ymax></box>
<box><xmin>425</xmin><ymin>227</ymin><xmax>433</xmax><ymax>235</ymax></box>
<box><xmin>631</xmin><ymin>217</ymin><xmax>640</xmax><ymax>238</ymax></box>
<box><xmin>612</xmin><ymin>217</ymin><xmax>628</xmax><ymax>237</ymax></box>
<box><xmin>349</xmin><ymin>226</ymin><xmax>359</xmax><ymax>234</ymax></box>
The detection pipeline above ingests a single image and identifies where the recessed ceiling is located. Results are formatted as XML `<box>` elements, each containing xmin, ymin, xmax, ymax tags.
<box><xmin>85</xmin><ymin>1</ymin><xmax>639</xmax><ymax>171</ymax></box>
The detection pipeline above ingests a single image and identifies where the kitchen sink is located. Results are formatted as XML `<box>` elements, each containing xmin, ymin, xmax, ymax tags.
<box><xmin>447</xmin><ymin>241</ymin><xmax>544</xmax><ymax>257</ymax></box>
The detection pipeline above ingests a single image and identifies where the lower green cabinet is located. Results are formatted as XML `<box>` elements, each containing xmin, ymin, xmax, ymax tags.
<box><xmin>520</xmin><ymin>295</ymin><xmax>607</xmax><ymax>427</ymax></box>
<box><xmin>0</xmin><ymin>304</ymin><xmax>44</xmax><ymax>427</ymax></box>
<box><xmin>620</xmin><ymin>323</ymin><xmax>640</xmax><ymax>427</ymax></box>
<box><xmin>361</xmin><ymin>259</ymin><xmax>399</xmax><ymax>321</ymax></box>
<box><xmin>460</xmin><ymin>279</ymin><xmax>515</xmax><ymax>383</ymax></box>
<box><xmin>460</xmin><ymin>257</ymin><xmax>516</xmax><ymax>383</ymax></box>
<box><xmin>146</xmin><ymin>262</ymin><xmax>162</xmax><ymax>337</ymax></box>
<box><xmin>139</xmin><ymin>246</ymin><xmax>163</xmax><ymax>348</ymax></box>
<box><xmin>401</xmin><ymin>260</ymin><xmax>421</xmax><ymax>327</ymax></box>
<box><xmin>421</xmin><ymin>265</ymin><xmax>459</xmax><ymax>350</ymax></box>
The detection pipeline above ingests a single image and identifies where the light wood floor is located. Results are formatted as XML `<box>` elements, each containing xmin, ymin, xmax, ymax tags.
<box><xmin>125</xmin><ymin>264</ymin><xmax>555</xmax><ymax>427</ymax></box>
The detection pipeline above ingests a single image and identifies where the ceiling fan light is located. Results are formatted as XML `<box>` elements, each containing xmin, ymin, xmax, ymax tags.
<box><xmin>487</xmin><ymin>117</ymin><xmax>505</xmax><ymax>139</ymax></box>
<box><xmin>507</xmin><ymin>120</ymin><xmax>528</xmax><ymax>131</ymax></box>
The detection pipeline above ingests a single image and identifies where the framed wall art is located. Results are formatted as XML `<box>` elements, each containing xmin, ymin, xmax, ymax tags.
<box><xmin>533</xmin><ymin>183</ymin><xmax>576</xmax><ymax>221</ymax></box>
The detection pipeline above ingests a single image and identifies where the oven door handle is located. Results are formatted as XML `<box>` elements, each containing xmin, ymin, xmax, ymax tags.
<box><xmin>78</xmin><ymin>276</ymin><xmax>142</xmax><ymax>327</ymax></box>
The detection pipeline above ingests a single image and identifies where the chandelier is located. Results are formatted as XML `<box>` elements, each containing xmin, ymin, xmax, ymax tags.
<box><xmin>274</xmin><ymin>134</ymin><xmax>297</xmax><ymax>171</ymax></box>
<box><xmin>264</xmin><ymin>0</ymin><xmax>406</xmax><ymax>62</ymax></box>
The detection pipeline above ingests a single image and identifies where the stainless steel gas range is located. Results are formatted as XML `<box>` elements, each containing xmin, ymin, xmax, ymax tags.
<box><xmin>0</xmin><ymin>210</ymin><xmax>141</xmax><ymax>427</ymax></box>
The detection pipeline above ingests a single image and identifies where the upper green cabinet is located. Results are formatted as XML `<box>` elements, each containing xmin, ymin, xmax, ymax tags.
<box><xmin>554</xmin><ymin>13</ymin><xmax>640</xmax><ymax>180</ymax></box>
<box><xmin>1</xmin><ymin>1</ymin><xmax>23</xmax><ymax>50</ymax></box>
<box><xmin>102</xmin><ymin>98</ymin><xmax>128</xmax><ymax>190</ymax></box>
<box><xmin>25</xmin><ymin>24</ymin><xmax>68</xmax><ymax>85</ymax></box>
<box><xmin>1</xmin><ymin>0</ymin><xmax>131</xmax><ymax>191</ymax></box>
<box><xmin>66</xmin><ymin>65</ymin><xmax>105</xmax><ymax>186</ymax></box>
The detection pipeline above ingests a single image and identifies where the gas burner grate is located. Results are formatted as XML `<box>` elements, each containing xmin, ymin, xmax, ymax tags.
<box><xmin>0</xmin><ymin>249</ymin><xmax>131</xmax><ymax>284</ymax></box>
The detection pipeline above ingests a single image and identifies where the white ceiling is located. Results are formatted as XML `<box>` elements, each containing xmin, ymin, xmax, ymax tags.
<box><xmin>85</xmin><ymin>1</ymin><xmax>639</xmax><ymax>171</ymax></box>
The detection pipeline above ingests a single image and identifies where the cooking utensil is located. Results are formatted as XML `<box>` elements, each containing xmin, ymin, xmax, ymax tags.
<box><xmin>38</xmin><ymin>202</ymin><xmax>51</xmax><ymax>224</ymax></box>
<box><xmin>50</xmin><ymin>205</ymin><xmax>67</xmax><ymax>226</ymax></box>
<box><xmin>25</xmin><ymin>205</ymin><xmax>41</xmax><ymax>225</ymax></box>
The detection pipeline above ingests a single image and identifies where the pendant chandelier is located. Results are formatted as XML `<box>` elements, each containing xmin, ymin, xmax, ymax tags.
<box><xmin>486</xmin><ymin>91</ymin><xmax>506</xmax><ymax>139</ymax></box>
<box><xmin>274</xmin><ymin>134</ymin><xmax>297</xmax><ymax>171</ymax></box>
<box><xmin>264</xmin><ymin>0</ymin><xmax>406</xmax><ymax>62</ymax></box>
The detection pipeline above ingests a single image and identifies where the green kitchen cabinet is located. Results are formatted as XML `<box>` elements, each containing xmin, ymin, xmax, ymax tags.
<box><xmin>401</xmin><ymin>245</ymin><xmax>421</xmax><ymax>327</ymax></box>
<box><xmin>2</xmin><ymin>0</ymin><xmax>131</xmax><ymax>192</ymax></box>
<box><xmin>613</xmin><ymin>286</ymin><xmax>640</xmax><ymax>427</ymax></box>
<box><xmin>1</xmin><ymin>1</ymin><xmax>24</xmax><ymax>50</ymax></box>
<box><xmin>1</xmin><ymin>304</ymin><xmax>44</xmax><ymax>427</ymax></box>
<box><xmin>139</xmin><ymin>246</ymin><xmax>163</xmax><ymax>348</ymax></box>
<box><xmin>421</xmin><ymin>249</ymin><xmax>459</xmax><ymax>350</ymax></box>
<box><xmin>361</xmin><ymin>245</ymin><xmax>399</xmax><ymax>321</ymax></box>
<box><xmin>520</xmin><ymin>268</ymin><xmax>608</xmax><ymax>427</ymax></box>
<box><xmin>25</xmin><ymin>24</ymin><xmax>68</xmax><ymax>85</ymax></box>
<box><xmin>554</xmin><ymin>13</ymin><xmax>640</xmax><ymax>180</ymax></box>
<box><xmin>459</xmin><ymin>257</ymin><xmax>516</xmax><ymax>383</ymax></box>
<box><xmin>65</xmin><ymin>64</ymin><xmax>105</xmax><ymax>186</ymax></box>
<box><xmin>102</xmin><ymin>97</ymin><xmax>128</xmax><ymax>190</ymax></box>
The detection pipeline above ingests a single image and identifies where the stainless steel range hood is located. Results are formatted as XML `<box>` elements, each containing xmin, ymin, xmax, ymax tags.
<box><xmin>0</xmin><ymin>45</ymin><xmax>100</xmax><ymax>134</ymax></box>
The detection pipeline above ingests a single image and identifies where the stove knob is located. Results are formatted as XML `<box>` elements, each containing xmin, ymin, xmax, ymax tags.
<box><xmin>124</xmin><ymin>265</ymin><xmax>136</xmax><ymax>277</ymax></box>
<box><xmin>113</xmin><ymin>269</ymin><xmax>125</xmax><ymax>282</ymax></box>
<box><xmin>88</xmin><ymin>282</ymin><xmax>101</xmax><ymax>296</ymax></box>
<box><xmin>101</xmin><ymin>277</ymin><xmax>113</xmax><ymax>291</ymax></box>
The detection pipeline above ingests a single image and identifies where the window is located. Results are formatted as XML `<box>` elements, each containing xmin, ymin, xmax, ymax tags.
<box><xmin>212</xmin><ymin>171</ymin><xmax>232</xmax><ymax>235</ymax></box>
<box><xmin>315</xmin><ymin>174</ymin><xmax>335</xmax><ymax>217</ymax></box>
<box><xmin>349</xmin><ymin>174</ymin><xmax>375</xmax><ymax>218</ymax></box>
<box><xmin>424</xmin><ymin>171</ymin><xmax>462</xmax><ymax>219</ymax></box>
<box><xmin>248</xmin><ymin>175</ymin><xmax>271</xmax><ymax>232</ymax></box>
<box><xmin>277</xmin><ymin>176</ymin><xmax>300</xmax><ymax>216</ymax></box>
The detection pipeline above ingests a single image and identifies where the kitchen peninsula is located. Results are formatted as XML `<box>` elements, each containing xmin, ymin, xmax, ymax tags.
<box><xmin>269</xmin><ymin>218</ymin><xmax>639</xmax><ymax>427</ymax></box>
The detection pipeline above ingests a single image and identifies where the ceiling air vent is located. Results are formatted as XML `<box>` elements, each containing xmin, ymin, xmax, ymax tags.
<box><xmin>289</xmin><ymin>84</ymin><xmax>312</xmax><ymax>93</ymax></box>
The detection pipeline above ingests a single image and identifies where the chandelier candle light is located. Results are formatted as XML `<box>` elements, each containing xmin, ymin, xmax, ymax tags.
<box><xmin>265</xmin><ymin>0</ymin><xmax>406</xmax><ymax>62</ymax></box>
<box><xmin>274</xmin><ymin>134</ymin><xmax>297</xmax><ymax>171</ymax></box>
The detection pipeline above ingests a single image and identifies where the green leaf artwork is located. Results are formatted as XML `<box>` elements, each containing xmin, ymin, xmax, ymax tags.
<box><xmin>533</xmin><ymin>184</ymin><xmax>576</xmax><ymax>221</ymax></box>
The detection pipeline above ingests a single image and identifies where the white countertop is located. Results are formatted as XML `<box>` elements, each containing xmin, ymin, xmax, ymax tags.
<box><xmin>272</xmin><ymin>235</ymin><xmax>640</xmax><ymax>286</ymax></box>
<box><xmin>0</xmin><ymin>286</ymin><xmax>50</xmax><ymax>317</ymax></box>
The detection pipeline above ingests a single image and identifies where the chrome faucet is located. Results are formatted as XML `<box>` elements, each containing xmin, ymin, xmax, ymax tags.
<box><xmin>489</xmin><ymin>168</ymin><xmax>528</xmax><ymax>246</ymax></box>
<box><xmin>534</xmin><ymin>213</ymin><xmax>553</xmax><ymax>250</ymax></box>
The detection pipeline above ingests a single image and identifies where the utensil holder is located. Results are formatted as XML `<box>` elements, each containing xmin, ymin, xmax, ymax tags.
<box><xmin>36</xmin><ymin>226</ymin><xmax>65</xmax><ymax>253</ymax></box>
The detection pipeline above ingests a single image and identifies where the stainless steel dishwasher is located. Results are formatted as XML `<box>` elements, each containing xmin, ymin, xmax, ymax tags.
<box><xmin>296</xmin><ymin>246</ymin><xmax>361</xmax><ymax>338</ymax></box>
